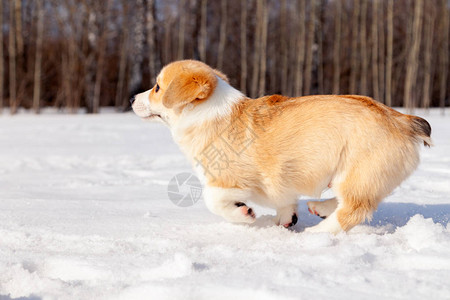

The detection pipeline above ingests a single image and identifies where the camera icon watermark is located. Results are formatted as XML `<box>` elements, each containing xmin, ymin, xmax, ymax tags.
<box><xmin>167</xmin><ymin>172</ymin><xmax>203</xmax><ymax>207</ymax></box>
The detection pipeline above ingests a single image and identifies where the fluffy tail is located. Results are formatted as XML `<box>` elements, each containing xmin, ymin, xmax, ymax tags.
<box><xmin>409</xmin><ymin>116</ymin><xmax>432</xmax><ymax>147</ymax></box>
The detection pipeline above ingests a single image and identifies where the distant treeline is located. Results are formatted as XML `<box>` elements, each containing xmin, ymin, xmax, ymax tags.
<box><xmin>0</xmin><ymin>0</ymin><xmax>449</xmax><ymax>114</ymax></box>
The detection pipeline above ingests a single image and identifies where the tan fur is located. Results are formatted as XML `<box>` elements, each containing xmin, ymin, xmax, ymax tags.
<box><xmin>133</xmin><ymin>60</ymin><xmax>432</xmax><ymax>233</ymax></box>
<box><xmin>159</xmin><ymin>61</ymin><xmax>218</xmax><ymax>109</ymax></box>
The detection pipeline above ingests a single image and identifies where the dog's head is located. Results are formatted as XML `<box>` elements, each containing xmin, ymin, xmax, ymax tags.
<box><xmin>131</xmin><ymin>60</ymin><xmax>229</xmax><ymax>127</ymax></box>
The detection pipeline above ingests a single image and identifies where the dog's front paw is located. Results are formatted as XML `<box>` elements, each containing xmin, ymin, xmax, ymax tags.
<box><xmin>231</xmin><ymin>202</ymin><xmax>256</xmax><ymax>223</ymax></box>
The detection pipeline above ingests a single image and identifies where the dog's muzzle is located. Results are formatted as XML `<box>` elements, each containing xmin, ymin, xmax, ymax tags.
<box><xmin>131</xmin><ymin>96</ymin><xmax>156</xmax><ymax>119</ymax></box>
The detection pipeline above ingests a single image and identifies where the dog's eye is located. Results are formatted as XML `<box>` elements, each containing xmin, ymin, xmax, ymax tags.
<box><xmin>155</xmin><ymin>84</ymin><xmax>160</xmax><ymax>93</ymax></box>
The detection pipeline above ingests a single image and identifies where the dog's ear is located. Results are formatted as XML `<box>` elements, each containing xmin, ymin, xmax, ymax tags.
<box><xmin>162</xmin><ymin>69</ymin><xmax>218</xmax><ymax>109</ymax></box>
<box><xmin>213</xmin><ymin>69</ymin><xmax>229</xmax><ymax>83</ymax></box>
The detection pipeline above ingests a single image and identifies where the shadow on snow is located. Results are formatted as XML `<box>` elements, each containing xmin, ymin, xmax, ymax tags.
<box><xmin>253</xmin><ymin>199</ymin><xmax>450</xmax><ymax>233</ymax></box>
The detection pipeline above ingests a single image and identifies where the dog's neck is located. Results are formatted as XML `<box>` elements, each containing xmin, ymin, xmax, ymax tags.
<box><xmin>171</xmin><ymin>77</ymin><xmax>246</xmax><ymax>147</ymax></box>
<box><xmin>177</xmin><ymin>77</ymin><xmax>244</xmax><ymax>129</ymax></box>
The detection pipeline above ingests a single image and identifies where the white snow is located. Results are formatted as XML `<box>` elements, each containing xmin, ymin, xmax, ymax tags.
<box><xmin>0</xmin><ymin>109</ymin><xmax>449</xmax><ymax>300</ymax></box>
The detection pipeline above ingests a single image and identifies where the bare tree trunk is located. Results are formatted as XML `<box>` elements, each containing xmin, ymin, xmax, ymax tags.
<box><xmin>371</xmin><ymin>0</ymin><xmax>379</xmax><ymax>100</ymax></box>
<box><xmin>251</xmin><ymin>0</ymin><xmax>262</xmax><ymax>98</ymax></box>
<box><xmin>129</xmin><ymin>0</ymin><xmax>145</xmax><ymax>95</ymax></box>
<box><xmin>317</xmin><ymin>0</ymin><xmax>325</xmax><ymax>94</ymax></box>
<box><xmin>69</xmin><ymin>8</ymin><xmax>79</xmax><ymax>112</ymax></box>
<box><xmin>287</xmin><ymin>18</ymin><xmax>296</xmax><ymax>96</ymax></box>
<box><xmin>404</xmin><ymin>0</ymin><xmax>423</xmax><ymax>110</ymax></box>
<box><xmin>163</xmin><ymin>17</ymin><xmax>172</xmax><ymax>65</ymax></box>
<box><xmin>422</xmin><ymin>0</ymin><xmax>435</xmax><ymax>109</ymax></box>
<box><xmin>66</xmin><ymin>27</ymin><xmax>74</xmax><ymax>111</ymax></box>
<box><xmin>199</xmin><ymin>0</ymin><xmax>207</xmax><ymax>62</ymax></box>
<box><xmin>394</xmin><ymin>2</ymin><xmax>413</xmax><ymax>107</ymax></box>
<box><xmin>14</xmin><ymin>0</ymin><xmax>23</xmax><ymax>72</ymax></box>
<box><xmin>8</xmin><ymin>0</ymin><xmax>17</xmax><ymax>114</ymax></box>
<box><xmin>240</xmin><ymin>0</ymin><xmax>247</xmax><ymax>94</ymax></box>
<box><xmin>332</xmin><ymin>0</ymin><xmax>341</xmax><ymax>94</ymax></box>
<box><xmin>360</xmin><ymin>0</ymin><xmax>368</xmax><ymax>95</ymax></box>
<box><xmin>14</xmin><ymin>0</ymin><xmax>24</xmax><ymax>108</ymax></box>
<box><xmin>280</xmin><ymin>0</ymin><xmax>288</xmax><ymax>94</ymax></box>
<box><xmin>0</xmin><ymin>0</ymin><xmax>4</xmax><ymax>113</ymax></box>
<box><xmin>93</xmin><ymin>0</ymin><xmax>111</xmax><ymax>114</ymax></box>
<box><xmin>68</xmin><ymin>39</ymin><xmax>79</xmax><ymax>112</ymax></box>
<box><xmin>147</xmin><ymin>0</ymin><xmax>157</xmax><ymax>85</ymax></box>
<box><xmin>14</xmin><ymin>0</ymin><xmax>23</xmax><ymax>59</ymax></box>
<box><xmin>304</xmin><ymin>0</ymin><xmax>315</xmax><ymax>95</ymax></box>
<box><xmin>60</xmin><ymin>52</ymin><xmax>70</xmax><ymax>109</ymax></box>
<box><xmin>177</xmin><ymin>0</ymin><xmax>186</xmax><ymax>60</ymax></box>
<box><xmin>116</xmin><ymin>1</ymin><xmax>129</xmax><ymax>108</ymax></box>
<box><xmin>33</xmin><ymin>0</ymin><xmax>44</xmax><ymax>114</ymax></box>
<box><xmin>378</xmin><ymin>0</ymin><xmax>385</xmax><ymax>102</ymax></box>
<box><xmin>258</xmin><ymin>0</ymin><xmax>268</xmax><ymax>97</ymax></box>
<box><xmin>59</xmin><ymin>0</ymin><xmax>82</xmax><ymax>113</ymax></box>
<box><xmin>83</xmin><ymin>0</ymin><xmax>96</xmax><ymax>113</ymax></box>
<box><xmin>55</xmin><ymin>1</ymin><xmax>71</xmax><ymax>111</ymax></box>
<box><xmin>294</xmin><ymin>0</ymin><xmax>306</xmax><ymax>96</ymax></box>
<box><xmin>269</xmin><ymin>5</ymin><xmax>277</xmax><ymax>94</ymax></box>
<box><xmin>385</xmin><ymin>0</ymin><xmax>393</xmax><ymax>106</ymax></box>
<box><xmin>77</xmin><ymin>1</ymin><xmax>92</xmax><ymax>112</ymax></box>
<box><xmin>439</xmin><ymin>0</ymin><xmax>449</xmax><ymax>112</ymax></box>
<box><xmin>217</xmin><ymin>0</ymin><xmax>227</xmax><ymax>70</ymax></box>
<box><xmin>116</xmin><ymin>39</ymin><xmax>128</xmax><ymax>108</ymax></box>
<box><xmin>349</xmin><ymin>0</ymin><xmax>360</xmax><ymax>94</ymax></box>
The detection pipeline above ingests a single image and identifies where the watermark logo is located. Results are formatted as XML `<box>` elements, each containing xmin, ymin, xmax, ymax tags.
<box><xmin>167</xmin><ymin>172</ymin><xmax>203</xmax><ymax>207</ymax></box>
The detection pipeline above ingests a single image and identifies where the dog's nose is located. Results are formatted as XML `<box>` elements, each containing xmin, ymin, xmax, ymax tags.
<box><xmin>130</xmin><ymin>96</ymin><xmax>136</xmax><ymax>105</ymax></box>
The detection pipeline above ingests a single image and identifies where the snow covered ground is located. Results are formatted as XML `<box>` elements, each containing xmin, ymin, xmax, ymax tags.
<box><xmin>0</xmin><ymin>108</ymin><xmax>449</xmax><ymax>300</ymax></box>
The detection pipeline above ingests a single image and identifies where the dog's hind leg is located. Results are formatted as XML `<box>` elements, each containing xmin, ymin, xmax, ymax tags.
<box><xmin>305</xmin><ymin>153</ymin><xmax>402</xmax><ymax>233</ymax></box>
<box><xmin>305</xmin><ymin>194</ymin><xmax>376</xmax><ymax>234</ymax></box>
<box><xmin>307</xmin><ymin>198</ymin><xmax>338</xmax><ymax>219</ymax></box>
<box><xmin>333</xmin><ymin>141</ymin><xmax>420</xmax><ymax>232</ymax></box>
<box><xmin>305</xmin><ymin>130</ymin><xmax>422</xmax><ymax>234</ymax></box>
<box><xmin>305</xmin><ymin>168</ymin><xmax>381</xmax><ymax>234</ymax></box>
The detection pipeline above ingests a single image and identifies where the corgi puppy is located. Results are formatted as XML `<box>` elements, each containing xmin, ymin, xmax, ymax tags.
<box><xmin>131</xmin><ymin>60</ymin><xmax>432</xmax><ymax>234</ymax></box>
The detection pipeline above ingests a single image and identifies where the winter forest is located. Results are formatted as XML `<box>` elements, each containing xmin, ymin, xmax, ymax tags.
<box><xmin>0</xmin><ymin>0</ymin><xmax>449</xmax><ymax>114</ymax></box>
<box><xmin>2</xmin><ymin>1</ymin><xmax>450</xmax><ymax>298</ymax></box>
